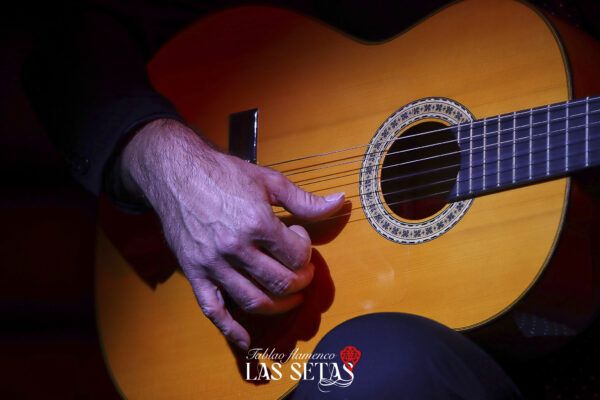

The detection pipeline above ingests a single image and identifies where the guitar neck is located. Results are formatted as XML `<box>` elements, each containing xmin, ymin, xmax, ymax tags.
<box><xmin>449</xmin><ymin>96</ymin><xmax>600</xmax><ymax>200</ymax></box>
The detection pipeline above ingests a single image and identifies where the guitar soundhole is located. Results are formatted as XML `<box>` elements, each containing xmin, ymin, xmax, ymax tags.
<box><xmin>381</xmin><ymin>121</ymin><xmax>460</xmax><ymax>221</ymax></box>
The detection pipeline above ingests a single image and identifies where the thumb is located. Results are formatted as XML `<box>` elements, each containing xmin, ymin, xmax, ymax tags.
<box><xmin>266</xmin><ymin>173</ymin><xmax>345</xmax><ymax>220</ymax></box>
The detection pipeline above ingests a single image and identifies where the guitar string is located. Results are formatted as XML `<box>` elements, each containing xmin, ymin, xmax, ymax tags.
<box><xmin>275</xmin><ymin>143</ymin><xmax>598</xmax><ymax>225</ymax></box>
<box><xmin>282</xmin><ymin>119</ymin><xmax>600</xmax><ymax>200</ymax></box>
<box><xmin>282</xmin><ymin>142</ymin><xmax>563</xmax><ymax>208</ymax></box>
<box><xmin>278</xmin><ymin>107</ymin><xmax>600</xmax><ymax>188</ymax></box>
<box><xmin>276</xmin><ymin>143</ymin><xmax>596</xmax><ymax>222</ymax></box>
<box><xmin>281</xmin><ymin>107</ymin><xmax>600</xmax><ymax>184</ymax></box>
<box><xmin>268</xmin><ymin>97</ymin><xmax>597</xmax><ymax>171</ymax></box>
<box><xmin>266</xmin><ymin>96</ymin><xmax>598</xmax><ymax>172</ymax></box>
<box><xmin>291</xmin><ymin>119</ymin><xmax>592</xmax><ymax>189</ymax></box>
<box><xmin>284</xmin><ymin>105</ymin><xmax>589</xmax><ymax>181</ymax></box>
<box><xmin>300</xmin><ymin>133</ymin><xmax>589</xmax><ymax>208</ymax></box>
<box><xmin>302</xmin><ymin>189</ymin><xmax>452</xmax><ymax>226</ymax></box>
<box><xmin>306</xmin><ymin>162</ymin><xmax>459</xmax><ymax>197</ymax></box>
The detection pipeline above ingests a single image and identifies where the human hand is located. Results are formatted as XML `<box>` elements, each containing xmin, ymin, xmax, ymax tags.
<box><xmin>119</xmin><ymin>119</ymin><xmax>345</xmax><ymax>350</ymax></box>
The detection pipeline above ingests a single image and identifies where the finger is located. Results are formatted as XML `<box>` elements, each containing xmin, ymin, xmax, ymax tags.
<box><xmin>236</xmin><ymin>245</ymin><xmax>314</xmax><ymax>296</ymax></box>
<box><xmin>209</xmin><ymin>261</ymin><xmax>304</xmax><ymax>314</ymax></box>
<box><xmin>189</xmin><ymin>277</ymin><xmax>251</xmax><ymax>350</ymax></box>
<box><xmin>265</xmin><ymin>172</ymin><xmax>345</xmax><ymax>220</ymax></box>
<box><xmin>257</xmin><ymin>221</ymin><xmax>312</xmax><ymax>271</ymax></box>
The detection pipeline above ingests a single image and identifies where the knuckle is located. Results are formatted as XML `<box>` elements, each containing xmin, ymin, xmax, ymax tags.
<box><xmin>201</xmin><ymin>304</ymin><xmax>232</xmax><ymax>339</ymax></box>
<box><xmin>198</xmin><ymin>255</ymin><xmax>223</xmax><ymax>280</ymax></box>
<box><xmin>245</xmin><ymin>218</ymin><xmax>264</xmax><ymax>236</ymax></box>
<box><xmin>245</xmin><ymin>209</ymin><xmax>276</xmax><ymax>237</ymax></box>
<box><xmin>241</xmin><ymin>296</ymin><xmax>269</xmax><ymax>313</ymax></box>
<box><xmin>182</xmin><ymin>252</ymin><xmax>220</xmax><ymax>280</ymax></box>
<box><xmin>216</xmin><ymin>233</ymin><xmax>244</xmax><ymax>256</ymax></box>
<box><xmin>200</xmin><ymin>303</ymin><xmax>219</xmax><ymax>321</ymax></box>
<box><xmin>290</xmin><ymin>243</ymin><xmax>311</xmax><ymax>270</ymax></box>
<box><xmin>266</xmin><ymin>170</ymin><xmax>292</xmax><ymax>200</ymax></box>
<box><xmin>270</xmin><ymin>276</ymin><xmax>293</xmax><ymax>296</ymax></box>
<box><xmin>286</xmin><ymin>253</ymin><xmax>303</xmax><ymax>271</ymax></box>
<box><xmin>290</xmin><ymin>256</ymin><xmax>307</xmax><ymax>271</ymax></box>
<box><xmin>218</xmin><ymin>324</ymin><xmax>233</xmax><ymax>339</ymax></box>
<box><xmin>301</xmin><ymin>189</ymin><xmax>317</xmax><ymax>207</ymax></box>
<box><xmin>266</xmin><ymin>169</ymin><xmax>287</xmax><ymax>187</ymax></box>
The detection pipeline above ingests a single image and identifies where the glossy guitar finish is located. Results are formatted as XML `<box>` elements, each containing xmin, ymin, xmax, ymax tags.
<box><xmin>95</xmin><ymin>1</ymin><xmax>600</xmax><ymax>398</ymax></box>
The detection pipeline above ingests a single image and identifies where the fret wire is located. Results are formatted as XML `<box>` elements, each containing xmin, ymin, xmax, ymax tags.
<box><xmin>529</xmin><ymin>109</ymin><xmax>533</xmax><ymax>180</ymax></box>
<box><xmin>483</xmin><ymin>118</ymin><xmax>487</xmax><ymax>190</ymax></box>
<box><xmin>546</xmin><ymin>105</ymin><xmax>550</xmax><ymax>176</ymax></box>
<box><xmin>469</xmin><ymin>121</ymin><xmax>473</xmax><ymax>194</ymax></box>
<box><xmin>512</xmin><ymin>111</ymin><xmax>516</xmax><ymax>184</ymax></box>
<box><xmin>586</xmin><ymin>97</ymin><xmax>590</xmax><ymax>167</ymax></box>
<box><xmin>496</xmin><ymin>117</ymin><xmax>501</xmax><ymax>187</ymax></box>
<box><xmin>456</xmin><ymin>124</ymin><xmax>461</xmax><ymax>195</ymax></box>
<box><xmin>566</xmin><ymin>100</ymin><xmax>570</xmax><ymax>171</ymax></box>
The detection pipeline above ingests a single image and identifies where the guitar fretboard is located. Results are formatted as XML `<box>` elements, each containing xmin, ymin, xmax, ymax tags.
<box><xmin>449</xmin><ymin>96</ymin><xmax>600</xmax><ymax>200</ymax></box>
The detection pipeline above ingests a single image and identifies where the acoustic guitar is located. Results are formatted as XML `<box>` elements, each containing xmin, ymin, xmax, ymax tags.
<box><xmin>95</xmin><ymin>0</ymin><xmax>600</xmax><ymax>398</ymax></box>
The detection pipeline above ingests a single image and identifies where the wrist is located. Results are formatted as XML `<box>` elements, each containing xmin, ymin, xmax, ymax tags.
<box><xmin>119</xmin><ymin>118</ymin><xmax>217</xmax><ymax>208</ymax></box>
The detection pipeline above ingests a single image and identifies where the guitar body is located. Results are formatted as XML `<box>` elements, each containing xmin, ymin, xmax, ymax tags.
<box><xmin>95</xmin><ymin>1</ymin><xmax>600</xmax><ymax>398</ymax></box>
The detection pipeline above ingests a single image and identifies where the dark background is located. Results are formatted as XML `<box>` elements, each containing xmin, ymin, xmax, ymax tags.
<box><xmin>0</xmin><ymin>24</ymin><xmax>117</xmax><ymax>399</ymax></box>
<box><xmin>1</xmin><ymin>1</ymin><xmax>600</xmax><ymax>398</ymax></box>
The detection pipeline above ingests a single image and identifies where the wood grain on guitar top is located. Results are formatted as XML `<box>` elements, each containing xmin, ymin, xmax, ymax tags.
<box><xmin>95</xmin><ymin>0</ymin><xmax>600</xmax><ymax>398</ymax></box>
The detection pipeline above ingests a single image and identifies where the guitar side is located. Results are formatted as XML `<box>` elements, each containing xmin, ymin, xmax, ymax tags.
<box><xmin>95</xmin><ymin>1</ymin><xmax>600</xmax><ymax>398</ymax></box>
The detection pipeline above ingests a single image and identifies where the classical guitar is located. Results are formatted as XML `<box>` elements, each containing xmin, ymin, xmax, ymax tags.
<box><xmin>95</xmin><ymin>0</ymin><xmax>600</xmax><ymax>398</ymax></box>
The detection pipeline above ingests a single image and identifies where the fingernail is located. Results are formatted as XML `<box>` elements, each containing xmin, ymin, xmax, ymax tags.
<box><xmin>289</xmin><ymin>224</ymin><xmax>309</xmax><ymax>239</ymax></box>
<box><xmin>325</xmin><ymin>192</ymin><xmax>344</xmax><ymax>202</ymax></box>
<box><xmin>237</xmin><ymin>340</ymin><xmax>249</xmax><ymax>350</ymax></box>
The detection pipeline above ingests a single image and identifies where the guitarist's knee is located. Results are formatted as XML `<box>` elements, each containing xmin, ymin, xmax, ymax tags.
<box><xmin>291</xmin><ymin>312</ymin><xmax>521</xmax><ymax>399</ymax></box>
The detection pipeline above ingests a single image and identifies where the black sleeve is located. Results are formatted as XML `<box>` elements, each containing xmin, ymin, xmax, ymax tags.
<box><xmin>22</xmin><ymin>3</ymin><xmax>184</xmax><ymax>201</ymax></box>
